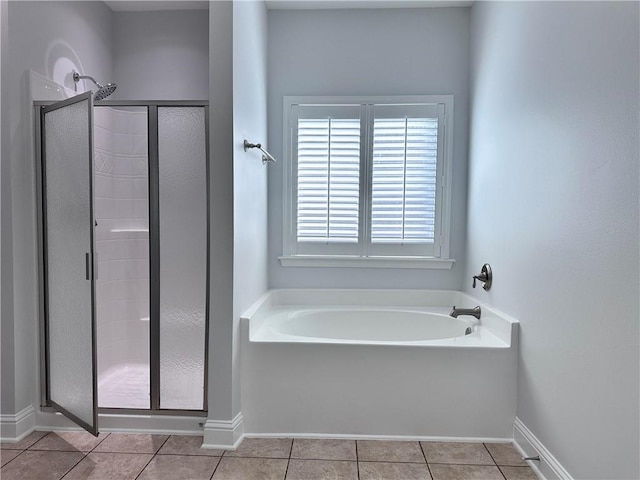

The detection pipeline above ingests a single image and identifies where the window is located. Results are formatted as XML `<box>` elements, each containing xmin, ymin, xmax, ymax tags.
<box><xmin>281</xmin><ymin>96</ymin><xmax>454</xmax><ymax>269</ymax></box>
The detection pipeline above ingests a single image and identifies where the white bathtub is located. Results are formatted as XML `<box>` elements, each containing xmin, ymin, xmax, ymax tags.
<box><xmin>246</xmin><ymin>289</ymin><xmax>514</xmax><ymax>348</ymax></box>
<box><xmin>240</xmin><ymin>289</ymin><xmax>518</xmax><ymax>440</ymax></box>
<box><xmin>266</xmin><ymin>308</ymin><xmax>475</xmax><ymax>343</ymax></box>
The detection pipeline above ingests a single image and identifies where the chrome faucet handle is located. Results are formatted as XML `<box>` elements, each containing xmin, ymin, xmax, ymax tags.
<box><xmin>472</xmin><ymin>272</ymin><xmax>487</xmax><ymax>288</ymax></box>
<box><xmin>472</xmin><ymin>263</ymin><xmax>492</xmax><ymax>291</ymax></box>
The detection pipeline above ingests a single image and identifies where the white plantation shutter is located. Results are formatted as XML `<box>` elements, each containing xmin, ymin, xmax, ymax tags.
<box><xmin>284</xmin><ymin>97</ymin><xmax>451</xmax><ymax>263</ymax></box>
<box><xmin>371</xmin><ymin>117</ymin><xmax>438</xmax><ymax>244</ymax></box>
<box><xmin>296</xmin><ymin>118</ymin><xmax>361</xmax><ymax>243</ymax></box>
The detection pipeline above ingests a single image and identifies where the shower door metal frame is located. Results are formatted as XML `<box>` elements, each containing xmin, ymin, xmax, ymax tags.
<box><xmin>36</xmin><ymin>92</ymin><xmax>99</xmax><ymax>435</ymax></box>
<box><xmin>36</xmin><ymin>100</ymin><xmax>210</xmax><ymax>418</ymax></box>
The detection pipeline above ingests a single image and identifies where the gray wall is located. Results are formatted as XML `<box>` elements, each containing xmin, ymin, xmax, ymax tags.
<box><xmin>206</xmin><ymin>0</ymin><xmax>236</xmax><ymax>429</ymax></box>
<box><xmin>205</xmin><ymin>0</ymin><xmax>270</xmax><ymax>441</ymax></box>
<box><xmin>0</xmin><ymin>0</ymin><xmax>11</xmax><ymax>417</ymax></box>
<box><xmin>267</xmin><ymin>8</ymin><xmax>470</xmax><ymax>290</ymax></box>
<box><xmin>112</xmin><ymin>10</ymin><xmax>209</xmax><ymax>100</ymax></box>
<box><xmin>467</xmin><ymin>2</ymin><xmax>639</xmax><ymax>478</ymax></box>
<box><xmin>1</xmin><ymin>0</ymin><xmax>114</xmax><ymax>417</ymax></box>
<box><xmin>232</xmin><ymin>0</ymin><xmax>269</xmax><ymax>417</ymax></box>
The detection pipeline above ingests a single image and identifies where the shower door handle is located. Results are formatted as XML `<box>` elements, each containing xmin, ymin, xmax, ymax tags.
<box><xmin>85</xmin><ymin>252</ymin><xmax>98</xmax><ymax>280</ymax></box>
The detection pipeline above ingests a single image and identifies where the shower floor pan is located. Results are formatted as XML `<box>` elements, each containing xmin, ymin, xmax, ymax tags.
<box><xmin>98</xmin><ymin>364</ymin><xmax>150</xmax><ymax>409</ymax></box>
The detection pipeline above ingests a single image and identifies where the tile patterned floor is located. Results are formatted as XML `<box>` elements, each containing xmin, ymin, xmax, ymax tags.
<box><xmin>0</xmin><ymin>432</ymin><xmax>538</xmax><ymax>479</ymax></box>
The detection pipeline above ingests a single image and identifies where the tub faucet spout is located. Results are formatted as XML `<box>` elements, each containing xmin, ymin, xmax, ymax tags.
<box><xmin>450</xmin><ymin>306</ymin><xmax>481</xmax><ymax>319</ymax></box>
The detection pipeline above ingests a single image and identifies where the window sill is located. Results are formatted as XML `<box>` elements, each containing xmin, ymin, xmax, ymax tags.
<box><xmin>278</xmin><ymin>255</ymin><xmax>456</xmax><ymax>270</ymax></box>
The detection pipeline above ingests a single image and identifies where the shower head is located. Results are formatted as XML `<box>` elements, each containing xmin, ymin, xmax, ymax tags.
<box><xmin>94</xmin><ymin>83</ymin><xmax>117</xmax><ymax>101</ymax></box>
<box><xmin>72</xmin><ymin>71</ymin><xmax>117</xmax><ymax>101</ymax></box>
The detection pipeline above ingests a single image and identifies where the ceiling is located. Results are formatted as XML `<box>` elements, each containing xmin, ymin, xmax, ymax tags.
<box><xmin>104</xmin><ymin>1</ymin><xmax>208</xmax><ymax>12</ymax></box>
<box><xmin>266</xmin><ymin>0</ymin><xmax>473</xmax><ymax>9</ymax></box>
<box><xmin>103</xmin><ymin>0</ymin><xmax>471</xmax><ymax>12</ymax></box>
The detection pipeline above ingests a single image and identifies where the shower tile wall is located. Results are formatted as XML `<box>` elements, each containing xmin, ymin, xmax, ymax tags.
<box><xmin>93</xmin><ymin>107</ymin><xmax>150</xmax><ymax>409</ymax></box>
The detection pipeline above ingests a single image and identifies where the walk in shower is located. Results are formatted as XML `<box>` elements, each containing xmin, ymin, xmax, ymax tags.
<box><xmin>36</xmin><ymin>93</ymin><xmax>209</xmax><ymax>434</ymax></box>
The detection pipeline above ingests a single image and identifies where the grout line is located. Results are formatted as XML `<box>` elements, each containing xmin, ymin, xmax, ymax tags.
<box><xmin>418</xmin><ymin>441</ymin><xmax>434</xmax><ymax>479</ymax></box>
<box><xmin>355</xmin><ymin>440</ymin><xmax>360</xmax><ymax>480</ymax></box>
<box><xmin>220</xmin><ymin>454</ymin><xmax>291</xmax><ymax>460</ymax></box>
<box><xmin>289</xmin><ymin>458</ymin><xmax>358</xmax><ymax>463</ymax></box>
<box><xmin>154</xmin><ymin>433</ymin><xmax>172</xmax><ymax>455</ymax></box>
<box><xmin>59</xmin><ymin>451</ymin><xmax>90</xmax><ymax>480</ymax></box>
<box><xmin>499</xmin><ymin>465</ymin><xmax>508</xmax><ymax>480</ymax></box>
<box><xmin>154</xmin><ymin>452</ymin><xmax>223</xmax><ymax>457</ymax></box>
<box><xmin>27</xmin><ymin>448</ymin><xmax>101</xmax><ymax>454</ymax></box>
<box><xmin>80</xmin><ymin>451</ymin><xmax>158</xmax><ymax>456</ymax></box>
<box><xmin>134</xmin><ymin>435</ymin><xmax>170</xmax><ymax>480</ymax></box>
<box><xmin>133</xmin><ymin>454</ymin><xmax>156</xmax><ymax>480</ymax></box>
<box><xmin>483</xmin><ymin>442</ymin><xmax>498</xmax><ymax>465</ymax></box>
<box><xmin>264</xmin><ymin>456</ymin><xmax>360</xmax><ymax>462</ymax></box>
<box><xmin>428</xmin><ymin>462</ymin><xmax>505</xmax><ymax>467</ymax></box>
<box><xmin>0</xmin><ymin>449</ymin><xmax>25</xmax><ymax>468</ymax></box>
<box><xmin>283</xmin><ymin>438</ymin><xmax>292</xmax><ymax>480</ymax></box>
<box><xmin>497</xmin><ymin>465</ymin><xmax>508</xmax><ymax>479</ymax></box>
<box><xmin>357</xmin><ymin>459</ymin><xmax>428</xmax><ymax>464</ymax></box>
<box><xmin>483</xmin><ymin>442</ymin><xmax>507</xmax><ymax>479</ymax></box>
<box><xmin>25</xmin><ymin>431</ymin><xmax>52</xmax><ymax>450</ymax></box>
<box><xmin>90</xmin><ymin>432</ymin><xmax>111</xmax><ymax>453</ymax></box>
<box><xmin>209</xmin><ymin>453</ymin><xmax>226</xmax><ymax>480</ymax></box>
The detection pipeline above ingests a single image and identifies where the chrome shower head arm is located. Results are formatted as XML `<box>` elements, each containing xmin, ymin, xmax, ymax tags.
<box><xmin>72</xmin><ymin>71</ymin><xmax>117</xmax><ymax>101</ymax></box>
<box><xmin>72</xmin><ymin>71</ymin><xmax>103</xmax><ymax>88</ymax></box>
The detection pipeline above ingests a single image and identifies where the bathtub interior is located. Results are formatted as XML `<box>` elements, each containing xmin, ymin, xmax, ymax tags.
<box><xmin>275</xmin><ymin>308</ymin><xmax>475</xmax><ymax>341</ymax></box>
<box><xmin>243</xmin><ymin>289</ymin><xmax>517</xmax><ymax>347</ymax></box>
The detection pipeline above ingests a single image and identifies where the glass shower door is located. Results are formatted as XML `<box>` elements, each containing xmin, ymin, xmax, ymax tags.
<box><xmin>41</xmin><ymin>92</ymin><xmax>98</xmax><ymax>435</ymax></box>
<box><xmin>157</xmin><ymin>106</ymin><xmax>208</xmax><ymax>410</ymax></box>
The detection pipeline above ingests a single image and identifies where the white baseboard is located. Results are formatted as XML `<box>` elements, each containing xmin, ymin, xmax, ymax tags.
<box><xmin>0</xmin><ymin>405</ymin><xmax>36</xmax><ymax>442</ymax></box>
<box><xmin>513</xmin><ymin>417</ymin><xmax>573</xmax><ymax>480</ymax></box>
<box><xmin>202</xmin><ymin>412</ymin><xmax>244</xmax><ymax>449</ymax></box>
<box><xmin>244</xmin><ymin>432</ymin><xmax>513</xmax><ymax>443</ymax></box>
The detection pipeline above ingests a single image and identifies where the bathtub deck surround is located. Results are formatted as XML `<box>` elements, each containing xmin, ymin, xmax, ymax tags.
<box><xmin>0</xmin><ymin>432</ymin><xmax>536</xmax><ymax>479</ymax></box>
<box><xmin>240</xmin><ymin>289</ymin><xmax>519</xmax><ymax>439</ymax></box>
